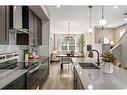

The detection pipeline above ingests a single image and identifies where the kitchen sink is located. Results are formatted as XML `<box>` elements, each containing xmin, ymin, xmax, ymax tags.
<box><xmin>78</xmin><ymin>63</ymin><xmax>100</xmax><ymax>69</ymax></box>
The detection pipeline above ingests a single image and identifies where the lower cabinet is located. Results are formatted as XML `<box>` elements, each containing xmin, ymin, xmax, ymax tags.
<box><xmin>39</xmin><ymin>59</ymin><xmax>49</xmax><ymax>89</ymax></box>
<box><xmin>39</xmin><ymin>63</ymin><xmax>46</xmax><ymax>89</ymax></box>
<box><xmin>26</xmin><ymin>68</ymin><xmax>39</xmax><ymax>89</ymax></box>
<box><xmin>2</xmin><ymin>58</ymin><xmax>49</xmax><ymax>89</ymax></box>
<box><xmin>73</xmin><ymin>67</ymin><xmax>84</xmax><ymax>89</ymax></box>
<box><xmin>3</xmin><ymin>74</ymin><xmax>26</xmax><ymax>89</ymax></box>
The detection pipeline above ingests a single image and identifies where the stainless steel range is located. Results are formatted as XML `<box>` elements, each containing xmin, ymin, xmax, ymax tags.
<box><xmin>0</xmin><ymin>52</ymin><xmax>40</xmax><ymax>89</ymax></box>
<box><xmin>0</xmin><ymin>52</ymin><xmax>18</xmax><ymax>69</ymax></box>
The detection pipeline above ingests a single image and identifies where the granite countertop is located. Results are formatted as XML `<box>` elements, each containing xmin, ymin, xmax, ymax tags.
<box><xmin>0</xmin><ymin>69</ymin><xmax>27</xmax><ymax>89</ymax></box>
<box><xmin>20</xmin><ymin>56</ymin><xmax>49</xmax><ymax>63</ymax></box>
<box><xmin>72</xmin><ymin>58</ymin><xmax>127</xmax><ymax>89</ymax></box>
<box><xmin>56</xmin><ymin>54</ymin><xmax>84</xmax><ymax>57</ymax></box>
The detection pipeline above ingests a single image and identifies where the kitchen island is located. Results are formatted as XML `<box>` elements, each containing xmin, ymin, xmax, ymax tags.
<box><xmin>72</xmin><ymin>58</ymin><xmax>127</xmax><ymax>89</ymax></box>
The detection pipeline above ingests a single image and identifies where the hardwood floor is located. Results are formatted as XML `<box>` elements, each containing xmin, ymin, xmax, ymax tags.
<box><xmin>42</xmin><ymin>62</ymin><xmax>73</xmax><ymax>89</ymax></box>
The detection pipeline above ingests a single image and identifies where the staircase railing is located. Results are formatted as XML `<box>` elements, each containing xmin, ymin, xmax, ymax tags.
<box><xmin>118</xmin><ymin>30</ymin><xmax>127</xmax><ymax>43</ymax></box>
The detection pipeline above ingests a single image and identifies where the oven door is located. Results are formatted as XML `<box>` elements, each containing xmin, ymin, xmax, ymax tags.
<box><xmin>26</xmin><ymin>64</ymin><xmax>39</xmax><ymax>89</ymax></box>
<box><xmin>0</xmin><ymin>59</ymin><xmax>18</xmax><ymax>69</ymax></box>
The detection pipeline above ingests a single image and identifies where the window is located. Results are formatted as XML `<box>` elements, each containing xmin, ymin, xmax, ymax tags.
<box><xmin>61</xmin><ymin>35</ymin><xmax>75</xmax><ymax>51</ymax></box>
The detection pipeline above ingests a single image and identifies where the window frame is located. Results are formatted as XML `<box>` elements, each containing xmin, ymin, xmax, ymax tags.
<box><xmin>61</xmin><ymin>35</ymin><xmax>75</xmax><ymax>51</ymax></box>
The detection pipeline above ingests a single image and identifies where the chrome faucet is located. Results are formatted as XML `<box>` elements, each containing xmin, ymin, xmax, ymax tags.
<box><xmin>88</xmin><ymin>49</ymin><xmax>100</xmax><ymax>66</ymax></box>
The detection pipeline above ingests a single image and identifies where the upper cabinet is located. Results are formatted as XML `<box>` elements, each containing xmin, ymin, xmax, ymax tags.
<box><xmin>0</xmin><ymin>6</ymin><xmax>9</xmax><ymax>44</ymax></box>
<box><xmin>16</xmin><ymin>6</ymin><xmax>42</xmax><ymax>45</ymax></box>
<box><xmin>29</xmin><ymin>9</ymin><xmax>42</xmax><ymax>45</ymax></box>
<box><xmin>0</xmin><ymin>6</ymin><xmax>49</xmax><ymax>45</ymax></box>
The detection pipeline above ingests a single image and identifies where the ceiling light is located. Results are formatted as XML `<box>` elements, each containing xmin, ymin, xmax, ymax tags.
<box><xmin>99</xmin><ymin>19</ymin><xmax>107</xmax><ymax>26</ymax></box>
<box><xmin>56</xmin><ymin>5</ymin><xmax>61</xmax><ymax>8</ymax></box>
<box><xmin>65</xmin><ymin>23</ymin><xmax>73</xmax><ymax>41</ymax></box>
<box><xmin>113</xmin><ymin>6</ymin><xmax>118</xmax><ymax>9</ymax></box>
<box><xmin>88</xmin><ymin>28</ymin><xmax>93</xmax><ymax>33</ymax></box>
<box><xmin>99</xmin><ymin>6</ymin><xmax>107</xmax><ymax>26</ymax></box>
<box><xmin>88</xmin><ymin>6</ymin><xmax>93</xmax><ymax>33</ymax></box>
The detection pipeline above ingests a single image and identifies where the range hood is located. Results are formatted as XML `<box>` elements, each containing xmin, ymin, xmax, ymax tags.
<box><xmin>9</xmin><ymin>6</ymin><xmax>29</xmax><ymax>34</ymax></box>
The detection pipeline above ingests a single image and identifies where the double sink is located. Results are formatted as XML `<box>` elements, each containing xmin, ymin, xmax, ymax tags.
<box><xmin>79</xmin><ymin>63</ymin><xmax>100</xmax><ymax>69</ymax></box>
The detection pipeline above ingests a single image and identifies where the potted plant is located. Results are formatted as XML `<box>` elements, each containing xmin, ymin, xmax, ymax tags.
<box><xmin>77</xmin><ymin>36</ymin><xmax>85</xmax><ymax>54</ymax></box>
<box><xmin>101</xmin><ymin>52</ymin><xmax>116</xmax><ymax>73</ymax></box>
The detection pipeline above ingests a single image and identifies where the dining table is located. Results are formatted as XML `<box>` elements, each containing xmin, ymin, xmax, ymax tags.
<box><xmin>56</xmin><ymin>54</ymin><xmax>84</xmax><ymax>69</ymax></box>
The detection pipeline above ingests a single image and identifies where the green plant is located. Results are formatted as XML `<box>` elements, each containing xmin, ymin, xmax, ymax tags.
<box><xmin>77</xmin><ymin>36</ymin><xmax>85</xmax><ymax>48</ymax></box>
<box><xmin>101</xmin><ymin>52</ymin><xmax>116</xmax><ymax>63</ymax></box>
<box><xmin>23</xmin><ymin>47</ymin><xmax>29</xmax><ymax>54</ymax></box>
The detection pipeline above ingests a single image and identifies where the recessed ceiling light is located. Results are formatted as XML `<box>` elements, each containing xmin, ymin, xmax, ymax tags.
<box><xmin>113</xmin><ymin>6</ymin><xmax>118</xmax><ymax>9</ymax></box>
<box><xmin>56</xmin><ymin>5</ymin><xmax>61</xmax><ymax>8</ymax></box>
<box><xmin>123</xmin><ymin>18</ymin><xmax>127</xmax><ymax>21</ymax></box>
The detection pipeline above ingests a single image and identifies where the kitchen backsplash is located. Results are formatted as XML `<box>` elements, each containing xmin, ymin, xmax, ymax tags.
<box><xmin>0</xmin><ymin>45</ymin><xmax>40</xmax><ymax>61</ymax></box>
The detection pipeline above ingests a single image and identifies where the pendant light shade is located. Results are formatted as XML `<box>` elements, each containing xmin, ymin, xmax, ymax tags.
<box><xmin>99</xmin><ymin>5</ymin><xmax>106</xmax><ymax>26</ymax></box>
<box><xmin>65</xmin><ymin>23</ymin><xmax>73</xmax><ymax>41</ymax></box>
<box><xmin>99</xmin><ymin>19</ymin><xmax>107</xmax><ymax>26</ymax></box>
<box><xmin>88</xmin><ymin>28</ymin><xmax>93</xmax><ymax>33</ymax></box>
<box><xmin>88</xmin><ymin>6</ymin><xmax>93</xmax><ymax>33</ymax></box>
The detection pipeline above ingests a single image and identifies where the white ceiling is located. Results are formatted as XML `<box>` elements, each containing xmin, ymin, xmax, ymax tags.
<box><xmin>47</xmin><ymin>6</ymin><xmax>127</xmax><ymax>34</ymax></box>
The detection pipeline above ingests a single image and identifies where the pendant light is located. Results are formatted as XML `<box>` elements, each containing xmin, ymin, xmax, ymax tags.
<box><xmin>65</xmin><ymin>23</ymin><xmax>73</xmax><ymax>41</ymax></box>
<box><xmin>99</xmin><ymin>5</ymin><xmax>107</xmax><ymax>26</ymax></box>
<box><xmin>88</xmin><ymin>6</ymin><xmax>93</xmax><ymax>33</ymax></box>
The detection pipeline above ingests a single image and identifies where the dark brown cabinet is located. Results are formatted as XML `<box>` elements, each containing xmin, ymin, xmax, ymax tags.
<box><xmin>39</xmin><ymin>58</ymin><xmax>49</xmax><ymax>89</ymax></box>
<box><xmin>37</xmin><ymin>16</ymin><xmax>42</xmax><ymax>45</ymax></box>
<box><xmin>16</xmin><ymin>6</ymin><xmax>42</xmax><ymax>45</ymax></box>
<box><xmin>29</xmin><ymin>8</ymin><xmax>42</xmax><ymax>45</ymax></box>
<box><xmin>73</xmin><ymin>67</ymin><xmax>84</xmax><ymax>89</ymax></box>
<box><xmin>26</xmin><ymin>67</ymin><xmax>39</xmax><ymax>89</ymax></box>
<box><xmin>16</xmin><ymin>6</ymin><xmax>29</xmax><ymax>45</ymax></box>
<box><xmin>0</xmin><ymin>6</ymin><xmax>42</xmax><ymax>45</ymax></box>
<box><xmin>0</xmin><ymin>6</ymin><xmax>9</xmax><ymax>44</ymax></box>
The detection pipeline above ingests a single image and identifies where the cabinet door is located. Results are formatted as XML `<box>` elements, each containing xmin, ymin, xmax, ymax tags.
<box><xmin>27</xmin><ymin>69</ymin><xmax>39</xmax><ymax>89</ymax></box>
<box><xmin>0</xmin><ymin>6</ymin><xmax>9</xmax><ymax>44</ymax></box>
<box><xmin>38</xmin><ymin>18</ymin><xmax>42</xmax><ymax>45</ymax></box>
<box><xmin>45</xmin><ymin>59</ymin><xmax>50</xmax><ymax>78</ymax></box>
<box><xmin>29</xmin><ymin>10</ymin><xmax>34</xmax><ymax>45</ymax></box>
<box><xmin>39</xmin><ymin>63</ymin><xmax>45</xmax><ymax>89</ymax></box>
<box><xmin>29</xmin><ymin>9</ymin><xmax>42</xmax><ymax>45</ymax></box>
<box><xmin>33</xmin><ymin>13</ymin><xmax>38</xmax><ymax>45</ymax></box>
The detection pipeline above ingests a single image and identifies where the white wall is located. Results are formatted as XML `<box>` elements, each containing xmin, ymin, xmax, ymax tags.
<box><xmin>95</xmin><ymin>24</ymin><xmax>127</xmax><ymax>44</ymax></box>
<box><xmin>95</xmin><ymin>28</ymin><xmax>115</xmax><ymax>44</ymax></box>
<box><xmin>114</xmin><ymin>24</ymin><xmax>127</xmax><ymax>43</ymax></box>
<box><xmin>84</xmin><ymin>31</ymin><xmax>95</xmax><ymax>44</ymax></box>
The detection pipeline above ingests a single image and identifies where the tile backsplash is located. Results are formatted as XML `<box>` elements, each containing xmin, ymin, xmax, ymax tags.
<box><xmin>0</xmin><ymin>45</ymin><xmax>39</xmax><ymax>61</ymax></box>
<box><xmin>0</xmin><ymin>45</ymin><xmax>19</xmax><ymax>54</ymax></box>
